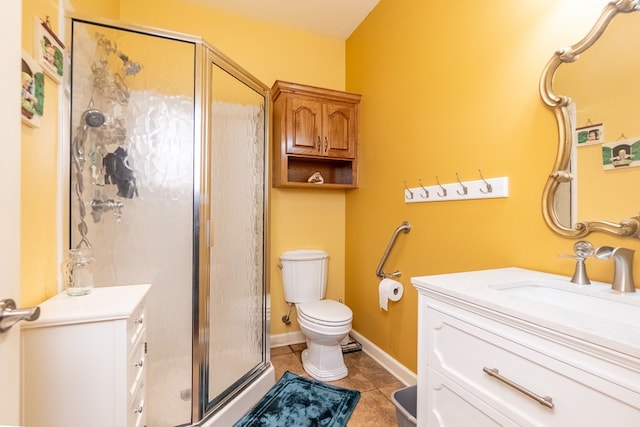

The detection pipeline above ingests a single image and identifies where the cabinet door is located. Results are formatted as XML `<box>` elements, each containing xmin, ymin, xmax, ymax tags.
<box><xmin>323</xmin><ymin>101</ymin><xmax>357</xmax><ymax>159</ymax></box>
<box><xmin>286</xmin><ymin>96</ymin><xmax>322</xmax><ymax>155</ymax></box>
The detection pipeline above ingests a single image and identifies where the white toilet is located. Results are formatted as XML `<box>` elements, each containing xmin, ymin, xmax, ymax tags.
<box><xmin>280</xmin><ymin>249</ymin><xmax>353</xmax><ymax>382</ymax></box>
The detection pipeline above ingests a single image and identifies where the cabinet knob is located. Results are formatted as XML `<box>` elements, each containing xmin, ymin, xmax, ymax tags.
<box><xmin>135</xmin><ymin>316</ymin><xmax>144</xmax><ymax>325</ymax></box>
<box><xmin>134</xmin><ymin>405</ymin><xmax>144</xmax><ymax>415</ymax></box>
<box><xmin>134</xmin><ymin>359</ymin><xmax>144</xmax><ymax>368</ymax></box>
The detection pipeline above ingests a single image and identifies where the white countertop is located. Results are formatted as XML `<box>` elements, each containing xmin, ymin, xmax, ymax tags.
<box><xmin>412</xmin><ymin>267</ymin><xmax>640</xmax><ymax>359</ymax></box>
<box><xmin>21</xmin><ymin>284</ymin><xmax>151</xmax><ymax>328</ymax></box>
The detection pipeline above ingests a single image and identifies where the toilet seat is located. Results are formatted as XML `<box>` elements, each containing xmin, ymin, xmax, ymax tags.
<box><xmin>297</xmin><ymin>300</ymin><xmax>352</xmax><ymax>327</ymax></box>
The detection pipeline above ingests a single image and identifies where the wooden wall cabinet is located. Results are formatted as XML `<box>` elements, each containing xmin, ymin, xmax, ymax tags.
<box><xmin>271</xmin><ymin>80</ymin><xmax>361</xmax><ymax>189</ymax></box>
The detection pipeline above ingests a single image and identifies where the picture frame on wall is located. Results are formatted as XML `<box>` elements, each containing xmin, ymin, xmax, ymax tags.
<box><xmin>21</xmin><ymin>50</ymin><xmax>45</xmax><ymax>128</ymax></box>
<box><xmin>602</xmin><ymin>138</ymin><xmax>640</xmax><ymax>170</ymax></box>
<box><xmin>34</xmin><ymin>17</ymin><xmax>65</xmax><ymax>83</ymax></box>
<box><xmin>576</xmin><ymin>123</ymin><xmax>604</xmax><ymax>147</ymax></box>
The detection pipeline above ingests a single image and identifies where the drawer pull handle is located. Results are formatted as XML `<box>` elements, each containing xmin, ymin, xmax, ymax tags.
<box><xmin>134</xmin><ymin>359</ymin><xmax>144</xmax><ymax>368</ymax></box>
<box><xmin>483</xmin><ymin>367</ymin><xmax>554</xmax><ymax>409</ymax></box>
<box><xmin>135</xmin><ymin>316</ymin><xmax>144</xmax><ymax>325</ymax></box>
<box><xmin>134</xmin><ymin>405</ymin><xmax>144</xmax><ymax>415</ymax></box>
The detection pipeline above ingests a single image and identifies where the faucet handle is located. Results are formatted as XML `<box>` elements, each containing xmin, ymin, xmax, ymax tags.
<box><xmin>559</xmin><ymin>241</ymin><xmax>593</xmax><ymax>285</ymax></box>
<box><xmin>573</xmin><ymin>241</ymin><xmax>595</xmax><ymax>259</ymax></box>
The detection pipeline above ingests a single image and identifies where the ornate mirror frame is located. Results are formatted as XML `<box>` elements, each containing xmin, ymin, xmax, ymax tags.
<box><xmin>540</xmin><ymin>0</ymin><xmax>640</xmax><ymax>239</ymax></box>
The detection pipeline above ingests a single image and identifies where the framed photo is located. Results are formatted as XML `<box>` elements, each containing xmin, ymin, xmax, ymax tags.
<box><xmin>602</xmin><ymin>138</ymin><xmax>640</xmax><ymax>170</ymax></box>
<box><xmin>576</xmin><ymin>123</ymin><xmax>604</xmax><ymax>147</ymax></box>
<box><xmin>21</xmin><ymin>51</ymin><xmax>45</xmax><ymax>128</ymax></box>
<box><xmin>34</xmin><ymin>17</ymin><xmax>65</xmax><ymax>83</ymax></box>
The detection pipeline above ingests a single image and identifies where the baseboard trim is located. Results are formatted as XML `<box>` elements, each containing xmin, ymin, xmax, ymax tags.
<box><xmin>348</xmin><ymin>330</ymin><xmax>417</xmax><ymax>386</ymax></box>
<box><xmin>270</xmin><ymin>331</ymin><xmax>305</xmax><ymax>348</ymax></box>
<box><xmin>270</xmin><ymin>329</ymin><xmax>417</xmax><ymax>386</ymax></box>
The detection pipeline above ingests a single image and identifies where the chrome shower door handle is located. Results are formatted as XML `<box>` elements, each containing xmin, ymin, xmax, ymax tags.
<box><xmin>0</xmin><ymin>298</ymin><xmax>41</xmax><ymax>333</ymax></box>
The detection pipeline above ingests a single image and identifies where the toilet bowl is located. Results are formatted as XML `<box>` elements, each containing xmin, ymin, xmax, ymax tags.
<box><xmin>279</xmin><ymin>249</ymin><xmax>353</xmax><ymax>382</ymax></box>
<box><xmin>297</xmin><ymin>299</ymin><xmax>352</xmax><ymax>381</ymax></box>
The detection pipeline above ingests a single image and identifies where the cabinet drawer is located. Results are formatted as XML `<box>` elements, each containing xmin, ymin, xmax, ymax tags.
<box><xmin>127</xmin><ymin>302</ymin><xmax>146</xmax><ymax>355</ymax></box>
<box><xmin>426</xmin><ymin>305</ymin><xmax>640</xmax><ymax>426</ymax></box>
<box><xmin>425</xmin><ymin>367</ymin><xmax>518</xmax><ymax>427</ymax></box>
<box><xmin>128</xmin><ymin>336</ymin><xmax>146</xmax><ymax>402</ymax></box>
<box><xmin>128</xmin><ymin>384</ymin><xmax>146</xmax><ymax>427</ymax></box>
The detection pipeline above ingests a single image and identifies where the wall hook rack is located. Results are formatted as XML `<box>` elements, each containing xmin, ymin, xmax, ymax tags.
<box><xmin>404</xmin><ymin>174</ymin><xmax>508</xmax><ymax>204</ymax></box>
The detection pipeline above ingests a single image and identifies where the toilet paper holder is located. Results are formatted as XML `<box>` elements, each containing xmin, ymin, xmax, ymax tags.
<box><xmin>376</xmin><ymin>221</ymin><xmax>411</xmax><ymax>279</ymax></box>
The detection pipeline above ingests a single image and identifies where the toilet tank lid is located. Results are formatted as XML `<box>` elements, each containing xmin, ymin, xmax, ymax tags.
<box><xmin>280</xmin><ymin>249</ymin><xmax>328</xmax><ymax>261</ymax></box>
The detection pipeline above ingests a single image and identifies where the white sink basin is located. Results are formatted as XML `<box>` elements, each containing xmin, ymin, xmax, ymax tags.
<box><xmin>491</xmin><ymin>281</ymin><xmax>640</xmax><ymax>327</ymax></box>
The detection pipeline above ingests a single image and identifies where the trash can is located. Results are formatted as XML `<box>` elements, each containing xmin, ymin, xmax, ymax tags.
<box><xmin>391</xmin><ymin>385</ymin><xmax>417</xmax><ymax>427</ymax></box>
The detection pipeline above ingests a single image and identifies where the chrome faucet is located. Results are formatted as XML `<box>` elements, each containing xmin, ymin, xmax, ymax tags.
<box><xmin>91</xmin><ymin>198</ymin><xmax>124</xmax><ymax>222</ymax></box>
<box><xmin>594</xmin><ymin>246</ymin><xmax>636</xmax><ymax>293</ymax></box>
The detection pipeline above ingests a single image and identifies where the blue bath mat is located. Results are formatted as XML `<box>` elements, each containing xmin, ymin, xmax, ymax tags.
<box><xmin>233</xmin><ymin>371</ymin><xmax>360</xmax><ymax>427</ymax></box>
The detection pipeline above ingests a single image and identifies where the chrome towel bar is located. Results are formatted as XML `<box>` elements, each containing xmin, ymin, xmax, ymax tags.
<box><xmin>376</xmin><ymin>221</ymin><xmax>411</xmax><ymax>278</ymax></box>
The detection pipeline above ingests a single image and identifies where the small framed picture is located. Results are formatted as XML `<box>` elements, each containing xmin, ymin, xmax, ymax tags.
<box><xmin>602</xmin><ymin>138</ymin><xmax>640</xmax><ymax>170</ymax></box>
<box><xmin>34</xmin><ymin>17</ymin><xmax>65</xmax><ymax>83</ymax></box>
<box><xmin>576</xmin><ymin>123</ymin><xmax>604</xmax><ymax>147</ymax></box>
<box><xmin>21</xmin><ymin>51</ymin><xmax>45</xmax><ymax>128</ymax></box>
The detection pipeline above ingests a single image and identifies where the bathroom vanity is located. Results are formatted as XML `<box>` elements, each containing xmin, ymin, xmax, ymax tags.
<box><xmin>21</xmin><ymin>284</ymin><xmax>150</xmax><ymax>427</ymax></box>
<box><xmin>412</xmin><ymin>268</ymin><xmax>640</xmax><ymax>426</ymax></box>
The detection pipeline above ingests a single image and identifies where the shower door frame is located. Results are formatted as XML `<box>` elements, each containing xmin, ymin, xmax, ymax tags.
<box><xmin>195</xmin><ymin>42</ymin><xmax>272</xmax><ymax>423</ymax></box>
<box><xmin>65</xmin><ymin>16</ymin><xmax>272</xmax><ymax>426</ymax></box>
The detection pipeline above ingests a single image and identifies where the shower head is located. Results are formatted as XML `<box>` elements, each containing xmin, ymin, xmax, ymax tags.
<box><xmin>82</xmin><ymin>108</ymin><xmax>106</xmax><ymax>128</ymax></box>
<box><xmin>117</xmin><ymin>52</ymin><xmax>142</xmax><ymax>76</ymax></box>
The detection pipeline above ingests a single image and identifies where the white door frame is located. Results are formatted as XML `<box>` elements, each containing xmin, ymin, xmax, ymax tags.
<box><xmin>0</xmin><ymin>0</ymin><xmax>24</xmax><ymax>425</ymax></box>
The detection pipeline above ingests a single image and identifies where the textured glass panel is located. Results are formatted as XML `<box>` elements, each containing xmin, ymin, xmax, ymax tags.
<box><xmin>208</xmin><ymin>64</ymin><xmax>266</xmax><ymax>400</ymax></box>
<box><xmin>69</xmin><ymin>21</ymin><xmax>195</xmax><ymax>426</ymax></box>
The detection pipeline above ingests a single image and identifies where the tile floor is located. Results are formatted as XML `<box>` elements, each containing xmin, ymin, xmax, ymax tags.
<box><xmin>270</xmin><ymin>343</ymin><xmax>406</xmax><ymax>426</ymax></box>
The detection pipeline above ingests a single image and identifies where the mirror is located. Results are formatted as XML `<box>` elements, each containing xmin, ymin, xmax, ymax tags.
<box><xmin>540</xmin><ymin>0</ymin><xmax>640</xmax><ymax>238</ymax></box>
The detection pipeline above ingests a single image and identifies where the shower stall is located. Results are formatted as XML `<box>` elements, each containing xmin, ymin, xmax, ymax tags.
<box><xmin>67</xmin><ymin>17</ymin><xmax>273</xmax><ymax>426</ymax></box>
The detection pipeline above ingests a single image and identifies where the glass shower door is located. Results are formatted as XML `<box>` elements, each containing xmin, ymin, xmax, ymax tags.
<box><xmin>69</xmin><ymin>19</ymin><xmax>197</xmax><ymax>426</ymax></box>
<box><xmin>69</xmin><ymin>17</ymin><xmax>270</xmax><ymax>426</ymax></box>
<box><xmin>205</xmin><ymin>58</ymin><xmax>269</xmax><ymax>411</ymax></box>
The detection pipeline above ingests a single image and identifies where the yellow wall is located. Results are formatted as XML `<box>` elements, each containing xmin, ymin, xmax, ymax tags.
<box><xmin>22</xmin><ymin>0</ymin><xmax>640</xmax><ymax>375</ymax></box>
<box><xmin>21</xmin><ymin>0</ymin><xmax>62</xmax><ymax>305</ymax></box>
<box><xmin>345</xmin><ymin>0</ymin><xmax>640</xmax><ymax>372</ymax></box>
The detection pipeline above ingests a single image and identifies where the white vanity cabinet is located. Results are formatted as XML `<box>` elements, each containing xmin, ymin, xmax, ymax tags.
<box><xmin>21</xmin><ymin>284</ymin><xmax>151</xmax><ymax>427</ymax></box>
<box><xmin>413</xmin><ymin>268</ymin><xmax>640</xmax><ymax>427</ymax></box>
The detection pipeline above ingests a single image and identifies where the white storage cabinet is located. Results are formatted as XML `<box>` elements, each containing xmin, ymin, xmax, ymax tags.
<box><xmin>413</xmin><ymin>269</ymin><xmax>640</xmax><ymax>427</ymax></box>
<box><xmin>21</xmin><ymin>284</ymin><xmax>150</xmax><ymax>427</ymax></box>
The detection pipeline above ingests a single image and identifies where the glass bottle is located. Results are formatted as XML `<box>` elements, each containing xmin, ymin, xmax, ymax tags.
<box><xmin>62</xmin><ymin>248</ymin><xmax>94</xmax><ymax>296</ymax></box>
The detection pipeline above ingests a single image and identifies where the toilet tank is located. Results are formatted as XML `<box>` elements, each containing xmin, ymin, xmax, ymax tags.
<box><xmin>280</xmin><ymin>249</ymin><xmax>328</xmax><ymax>303</ymax></box>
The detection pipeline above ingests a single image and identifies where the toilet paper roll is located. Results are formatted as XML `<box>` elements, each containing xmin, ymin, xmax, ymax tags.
<box><xmin>379</xmin><ymin>278</ymin><xmax>404</xmax><ymax>311</ymax></box>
